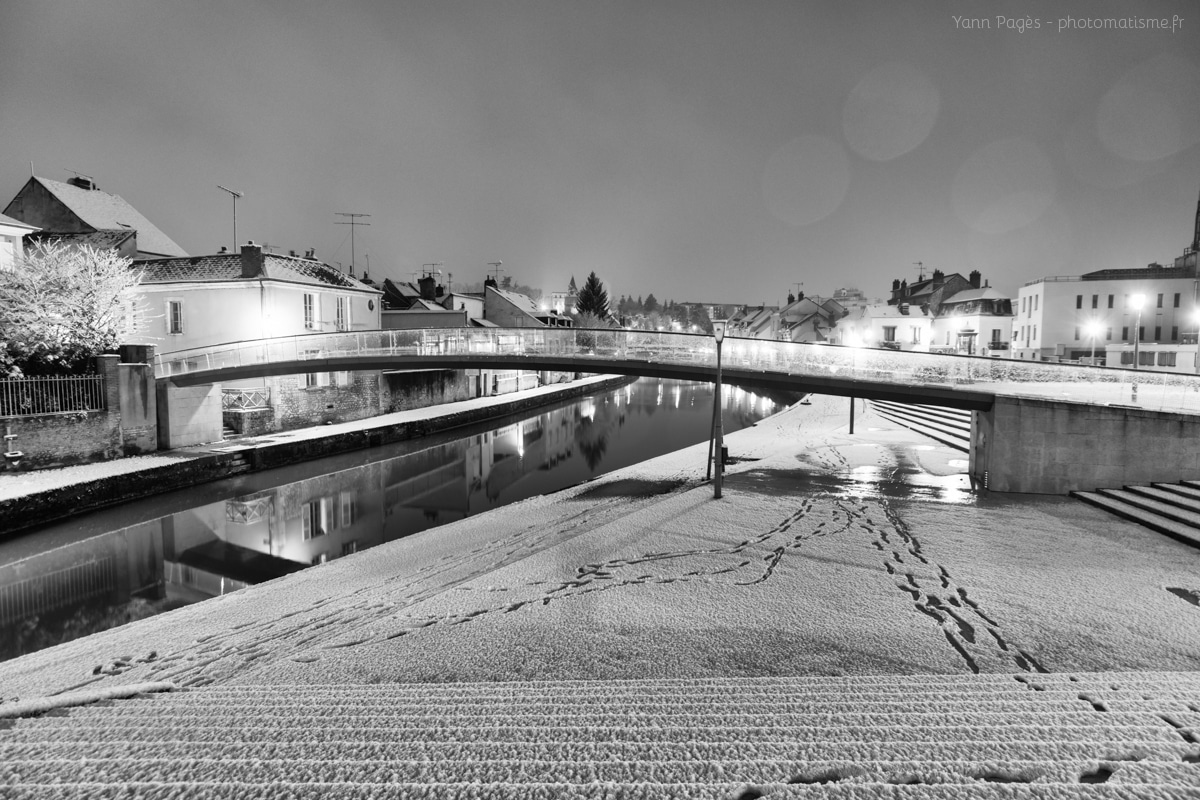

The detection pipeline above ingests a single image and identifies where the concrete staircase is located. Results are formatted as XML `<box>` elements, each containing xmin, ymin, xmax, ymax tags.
<box><xmin>869</xmin><ymin>401</ymin><xmax>971</xmax><ymax>453</ymax></box>
<box><xmin>2</xmin><ymin>673</ymin><xmax>1199</xmax><ymax>797</ymax></box>
<box><xmin>1072</xmin><ymin>483</ymin><xmax>1200</xmax><ymax>549</ymax></box>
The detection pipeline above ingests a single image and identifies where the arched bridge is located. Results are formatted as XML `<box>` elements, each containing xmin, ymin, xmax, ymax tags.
<box><xmin>154</xmin><ymin>327</ymin><xmax>1200</xmax><ymax>415</ymax></box>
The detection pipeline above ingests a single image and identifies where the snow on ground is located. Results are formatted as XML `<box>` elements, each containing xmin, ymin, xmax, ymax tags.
<box><xmin>1</xmin><ymin>393</ymin><xmax>1198</xmax><ymax>704</ymax></box>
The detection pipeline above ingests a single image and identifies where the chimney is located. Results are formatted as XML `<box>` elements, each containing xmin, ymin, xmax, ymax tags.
<box><xmin>304</xmin><ymin>248</ymin><xmax>315</xmax><ymax>259</ymax></box>
<box><xmin>418</xmin><ymin>275</ymin><xmax>437</xmax><ymax>301</ymax></box>
<box><xmin>218</xmin><ymin>246</ymin><xmax>228</xmax><ymax>254</ymax></box>
<box><xmin>289</xmin><ymin>249</ymin><xmax>297</xmax><ymax>257</ymax></box>
<box><xmin>484</xmin><ymin>276</ymin><xmax>498</xmax><ymax>289</ymax></box>
<box><xmin>436</xmin><ymin>284</ymin><xmax>445</xmax><ymax>298</ymax></box>
<box><xmin>241</xmin><ymin>241</ymin><xmax>264</xmax><ymax>278</ymax></box>
<box><xmin>932</xmin><ymin>269</ymin><xmax>944</xmax><ymax>282</ymax></box>
<box><xmin>969</xmin><ymin>270</ymin><xmax>981</xmax><ymax>288</ymax></box>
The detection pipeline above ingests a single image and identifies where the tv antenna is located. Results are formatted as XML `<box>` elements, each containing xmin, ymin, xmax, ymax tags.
<box><xmin>422</xmin><ymin>262</ymin><xmax>444</xmax><ymax>278</ymax></box>
<box><xmin>335</xmin><ymin>212</ymin><xmax>371</xmax><ymax>277</ymax></box>
<box><xmin>217</xmin><ymin>185</ymin><xmax>244</xmax><ymax>251</ymax></box>
<box><xmin>791</xmin><ymin>282</ymin><xmax>804</xmax><ymax>300</ymax></box>
<box><xmin>913</xmin><ymin>261</ymin><xmax>927</xmax><ymax>281</ymax></box>
<box><xmin>66</xmin><ymin>168</ymin><xmax>96</xmax><ymax>183</ymax></box>
<box><xmin>487</xmin><ymin>261</ymin><xmax>504</xmax><ymax>283</ymax></box>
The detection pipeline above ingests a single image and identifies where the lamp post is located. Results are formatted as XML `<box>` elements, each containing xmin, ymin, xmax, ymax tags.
<box><xmin>711</xmin><ymin>320</ymin><xmax>727</xmax><ymax>499</ymax></box>
<box><xmin>1130</xmin><ymin>293</ymin><xmax>1145</xmax><ymax>402</ymax></box>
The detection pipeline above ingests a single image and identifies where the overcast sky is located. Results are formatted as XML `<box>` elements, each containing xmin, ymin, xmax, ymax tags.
<box><xmin>2</xmin><ymin>0</ymin><xmax>1198</xmax><ymax>305</ymax></box>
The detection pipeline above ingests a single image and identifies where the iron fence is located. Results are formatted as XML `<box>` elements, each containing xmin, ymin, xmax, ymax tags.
<box><xmin>0</xmin><ymin>374</ymin><xmax>106</xmax><ymax>418</ymax></box>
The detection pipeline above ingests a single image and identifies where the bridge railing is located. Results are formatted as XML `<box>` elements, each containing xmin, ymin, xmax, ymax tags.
<box><xmin>154</xmin><ymin>328</ymin><xmax>1200</xmax><ymax>415</ymax></box>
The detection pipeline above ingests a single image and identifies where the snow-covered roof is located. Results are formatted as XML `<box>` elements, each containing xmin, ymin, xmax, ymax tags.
<box><xmin>27</xmin><ymin>176</ymin><xmax>187</xmax><ymax>257</ymax></box>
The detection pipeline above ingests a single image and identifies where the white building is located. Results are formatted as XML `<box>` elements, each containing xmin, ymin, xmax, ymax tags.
<box><xmin>929</xmin><ymin>287</ymin><xmax>1014</xmax><ymax>357</ymax></box>
<box><xmin>0</xmin><ymin>212</ymin><xmax>37</xmax><ymax>270</ymax></box>
<box><xmin>1014</xmin><ymin>191</ymin><xmax>1200</xmax><ymax>365</ymax></box>
<box><xmin>837</xmin><ymin>303</ymin><xmax>933</xmax><ymax>351</ymax></box>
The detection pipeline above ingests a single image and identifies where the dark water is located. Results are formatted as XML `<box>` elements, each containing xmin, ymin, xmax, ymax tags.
<box><xmin>0</xmin><ymin>378</ymin><xmax>782</xmax><ymax>661</ymax></box>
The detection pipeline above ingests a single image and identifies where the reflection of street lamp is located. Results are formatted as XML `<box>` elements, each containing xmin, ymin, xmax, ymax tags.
<box><xmin>1130</xmin><ymin>293</ymin><xmax>1146</xmax><ymax>370</ymax></box>
<box><xmin>1084</xmin><ymin>320</ymin><xmax>1103</xmax><ymax>364</ymax></box>
<box><xmin>711</xmin><ymin>320</ymin><xmax>727</xmax><ymax>499</ymax></box>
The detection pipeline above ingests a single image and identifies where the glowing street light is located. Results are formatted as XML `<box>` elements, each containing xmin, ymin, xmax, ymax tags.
<box><xmin>1130</xmin><ymin>293</ymin><xmax>1146</xmax><ymax>370</ymax></box>
<box><xmin>1084</xmin><ymin>320</ymin><xmax>1103</xmax><ymax>364</ymax></box>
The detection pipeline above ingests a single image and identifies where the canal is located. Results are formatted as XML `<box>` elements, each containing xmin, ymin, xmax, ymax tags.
<box><xmin>0</xmin><ymin>377</ymin><xmax>786</xmax><ymax>662</ymax></box>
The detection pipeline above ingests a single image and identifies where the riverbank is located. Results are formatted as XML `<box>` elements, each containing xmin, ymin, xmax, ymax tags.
<box><xmin>1</xmin><ymin>392</ymin><xmax>1196</xmax><ymax>703</ymax></box>
<box><xmin>0</xmin><ymin>374</ymin><xmax>634</xmax><ymax>536</ymax></box>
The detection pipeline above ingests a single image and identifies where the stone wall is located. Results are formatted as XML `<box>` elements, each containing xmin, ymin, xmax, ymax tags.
<box><xmin>970</xmin><ymin>394</ymin><xmax>1200</xmax><ymax>494</ymax></box>
<box><xmin>382</xmin><ymin>370</ymin><xmax>472</xmax><ymax>412</ymax></box>
<box><xmin>118</xmin><ymin>362</ymin><xmax>157</xmax><ymax>454</ymax></box>
<box><xmin>271</xmin><ymin>371</ymin><xmax>384</xmax><ymax>432</ymax></box>
<box><xmin>156</xmin><ymin>383</ymin><xmax>222</xmax><ymax>449</ymax></box>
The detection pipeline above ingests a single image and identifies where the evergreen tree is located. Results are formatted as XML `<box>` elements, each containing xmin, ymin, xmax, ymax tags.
<box><xmin>643</xmin><ymin>293</ymin><xmax>659</xmax><ymax>313</ymax></box>
<box><xmin>575</xmin><ymin>271</ymin><xmax>610</xmax><ymax>319</ymax></box>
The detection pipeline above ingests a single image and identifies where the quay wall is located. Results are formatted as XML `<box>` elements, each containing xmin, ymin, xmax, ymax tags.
<box><xmin>971</xmin><ymin>395</ymin><xmax>1200</xmax><ymax>494</ymax></box>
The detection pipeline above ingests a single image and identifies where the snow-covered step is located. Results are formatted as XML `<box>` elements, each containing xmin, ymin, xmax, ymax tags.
<box><xmin>1123</xmin><ymin>485</ymin><xmax>1200</xmax><ymax>515</ymax></box>
<box><xmin>2</xmin><ymin>674</ymin><xmax>1198</xmax><ymax>798</ymax></box>
<box><xmin>870</xmin><ymin>401</ymin><xmax>972</xmax><ymax>429</ymax></box>
<box><xmin>1150</xmin><ymin>482</ymin><xmax>1200</xmax><ymax>503</ymax></box>
<box><xmin>1071</xmin><ymin>491</ymin><xmax>1200</xmax><ymax>548</ymax></box>
<box><xmin>868</xmin><ymin>403</ymin><xmax>971</xmax><ymax>452</ymax></box>
<box><xmin>1097</xmin><ymin>489</ymin><xmax>1200</xmax><ymax>530</ymax></box>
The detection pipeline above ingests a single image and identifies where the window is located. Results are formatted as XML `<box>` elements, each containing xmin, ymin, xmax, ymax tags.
<box><xmin>1154</xmin><ymin>325</ymin><xmax>1162</xmax><ymax>341</ymax></box>
<box><xmin>312</xmin><ymin>553</ymin><xmax>329</xmax><ymax>565</ymax></box>
<box><xmin>335</xmin><ymin>371</ymin><xmax>350</xmax><ymax>387</ymax></box>
<box><xmin>1091</xmin><ymin>294</ymin><xmax>1098</xmax><ymax>309</ymax></box>
<box><xmin>1021</xmin><ymin>297</ymin><xmax>1026</xmax><ymax>314</ymax></box>
<box><xmin>1107</xmin><ymin>295</ymin><xmax>1114</xmax><ymax>308</ymax></box>
<box><xmin>1157</xmin><ymin>293</ymin><xmax>1164</xmax><ymax>309</ymax></box>
<box><xmin>339</xmin><ymin>490</ymin><xmax>357</xmax><ymax>528</ymax></box>
<box><xmin>882</xmin><ymin>326</ymin><xmax>896</xmax><ymax>342</ymax></box>
<box><xmin>304</xmin><ymin>293</ymin><xmax>317</xmax><ymax>329</ymax></box>
<box><xmin>341</xmin><ymin>541</ymin><xmax>359</xmax><ymax>557</ymax></box>
<box><xmin>1032</xmin><ymin>325</ymin><xmax>1037</xmax><ymax>340</ymax></box>
<box><xmin>1122</xmin><ymin>326</ymin><xmax>1129</xmax><ymax>340</ymax></box>
<box><xmin>1138</xmin><ymin>326</ymin><xmax>1145</xmax><ymax>341</ymax></box>
<box><xmin>1106</xmin><ymin>327</ymin><xmax>1112</xmax><ymax>341</ymax></box>
<box><xmin>335</xmin><ymin>296</ymin><xmax>349</xmax><ymax>331</ymax></box>
<box><xmin>945</xmin><ymin>331</ymin><xmax>951</xmax><ymax>346</ymax></box>
<box><xmin>1123</xmin><ymin>294</ymin><xmax>1129</xmax><ymax>309</ymax></box>
<box><xmin>1076</xmin><ymin>295</ymin><xmax>1083</xmax><ymax>309</ymax></box>
<box><xmin>1074</xmin><ymin>326</ymin><xmax>1080</xmax><ymax>341</ymax></box>
<box><xmin>1172</xmin><ymin>326</ymin><xmax>1178</xmax><ymax>340</ymax></box>
<box><xmin>1158</xmin><ymin>352</ymin><xmax>1177</xmax><ymax>367</ymax></box>
<box><xmin>168</xmin><ymin>300</ymin><xmax>183</xmax><ymax>334</ymax></box>
<box><xmin>910</xmin><ymin>326</ymin><xmax>921</xmax><ymax>344</ymax></box>
<box><xmin>302</xmin><ymin>498</ymin><xmax>335</xmax><ymax>540</ymax></box>
<box><xmin>990</xmin><ymin>329</ymin><xmax>1002</xmax><ymax>346</ymax></box>
<box><xmin>1174</xmin><ymin>293</ymin><xmax>1181</xmax><ymax>308</ymax></box>
<box><xmin>1121</xmin><ymin>352</ymin><xmax>1134</xmax><ymax>365</ymax></box>
<box><xmin>1034</xmin><ymin>296</ymin><xmax>1039</xmax><ymax>311</ymax></box>
<box><xmin>1139</xmin><ymin>351</ymin><xmax>1154</xmax><ymax>366</ymax></box>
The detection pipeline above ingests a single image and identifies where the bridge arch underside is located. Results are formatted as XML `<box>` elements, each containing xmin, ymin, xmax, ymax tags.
<box><xmin>162</xmin><ymin>354</ymin><xmax>996</xmax><ymax>411</ymax></box>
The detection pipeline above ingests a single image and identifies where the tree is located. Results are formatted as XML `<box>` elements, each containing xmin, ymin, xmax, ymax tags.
<box><xmin>0</xmin><ymin>242</ymin><xmax>147</xmax><ymax>377</ymax></box>
<box><xmin>643</xmin><ymin>293</ymin><xmax>659</xmax><ymax>313</ymax></box>
<box><xmin>575</xmin><ymin>271</ymin><xmax>610</xmax><ymax>319</ymax></box>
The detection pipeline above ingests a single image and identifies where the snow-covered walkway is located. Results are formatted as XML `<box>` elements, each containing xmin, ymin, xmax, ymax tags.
<box><xmin>1</xmin><ymin>393</ymin><xmax>1198</xmax><ymax>797</ymax></box>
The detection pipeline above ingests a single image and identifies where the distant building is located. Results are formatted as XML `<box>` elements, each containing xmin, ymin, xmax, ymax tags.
<box><xmin>484</xmin><ymin>282</ymin><xmax>573</xmax><ymax>328</ymax></box>
<box><xmin>1015</xmin><ymin>190</ymin><xmax>1200</xmax><ymax>365</ymax></box>
<box><xmin>0</xmin><ymin>211</ymin><xmax>38</xmax><ymax>270</ymax></box>
<box><xmin>3</xmin><ymin>175</ymin><xmax>188</xmax><ymax>259</ymax></box>
<box><xmin>930</xmin><ymin>287</ymin><xmax>1014</xmax><ymax>356</ymax></box>
<box><xmin>836</xmin><ymin>303</ymin><xmax>933</xmax><ymax>351</ymax></box>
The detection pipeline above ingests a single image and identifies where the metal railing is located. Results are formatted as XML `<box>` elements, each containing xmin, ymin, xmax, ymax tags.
<box><xmin>154</xmin><ymin>327</ymin><xmax>1200</xmax><ymax>415</ymax></box>
<box><xmin>221</xmin><ymin>387</ymin><xmax>271</xmax><ymax>410</ymax></box>
<box><xmin>0</xmin><ymin>374</ymin><xmax>106</xmax><ymax>418</ymax></box>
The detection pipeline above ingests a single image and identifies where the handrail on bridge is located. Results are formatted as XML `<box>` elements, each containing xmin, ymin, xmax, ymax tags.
<box><xmin>153</xmin><ymin>327</ymin><xmax>1200</xmax><ymax>416</ymax></box>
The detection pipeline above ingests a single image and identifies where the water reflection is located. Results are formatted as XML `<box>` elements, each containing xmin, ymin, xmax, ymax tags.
<box><xmin>1</xmin><ymin>378</ymin><xmax>779</xmax><ymax>661</ymax></box>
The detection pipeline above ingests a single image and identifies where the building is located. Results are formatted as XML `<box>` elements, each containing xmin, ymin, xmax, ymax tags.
<box><xmin>929</xmin><ymin>286</ymin><xmax>1014</xmax><ymax>356</ymax></box>
<box><xmin>130</xmin><ymin>243</ymin><xmax>385</xmax><ymax>434</ymax></box>
<box><xmin>4</xmin><ymin>175</ymin><xmax>188</xmax><ymax>259</ymax></box>
<box><xmin>0</xmin><ymin>211</ymin><xmax>38</xmax><ymax>270</ymax></box>
<box><xmin>1014</xmin><ymin>192</ymin><xmax>1200</xmax><ymax>364</ymax></box>
<box><xmin>483</xmin><ymin>282</ymin><xmax>574</xmax><ymax>328</ymax></box>
<box><xmin>774</xmin><ymin>296</ymin><xmax>846</xmax><ymax>343</ymax></box>
<box><xmin>837</xmin><ymin>303</ymin><xmax>933</xmax><ymax>351</ymax></box>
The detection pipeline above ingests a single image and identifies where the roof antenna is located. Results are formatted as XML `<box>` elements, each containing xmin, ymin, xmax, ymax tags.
<box><xmin>217</xmin><ymin>185</ymin><xmax>244</xmax><ymax>252</ymax></box>
<box><xmin>913</xmin><ymin>261</ymin><xmax>927</xmax><ymax>281</ymax></box>
<box><xmin>335</xmin><ymin>212</ymin><xmax>371</xmax><ymax>277</ymax></box>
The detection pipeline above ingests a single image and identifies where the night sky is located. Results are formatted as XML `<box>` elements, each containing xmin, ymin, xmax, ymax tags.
<box><xmin>2</xmin><ymin>0</ymin><xmax>1197</xmax><ymax>305</ymax></box>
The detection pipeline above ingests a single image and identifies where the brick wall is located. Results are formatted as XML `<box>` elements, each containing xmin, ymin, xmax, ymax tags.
<box><xmin>271</xmin><ymin>370</ymin><xmax>384</xmax><ymax>431</ymax></box>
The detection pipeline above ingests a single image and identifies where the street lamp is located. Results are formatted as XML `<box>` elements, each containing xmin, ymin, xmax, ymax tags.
<box><xmin>1084</xmin><ymin>320</ymin><xmax>1103</xmax><ymax>364</ymax></box>
<box><xmin>1130</xmin><ymin>293</ymin><xmax>1146</xmax><ymax>370</ymax></box>
<box><xmin>710</xmin><ymin>320</ymin><xmax>727</xmax><ymax>499</ymax></box>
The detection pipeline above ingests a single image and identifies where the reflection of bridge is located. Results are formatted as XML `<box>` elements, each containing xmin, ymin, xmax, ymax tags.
<box><xmin>155</xmin><ymin>329</ymin><xmax>1200</xmax><ymax>495</ymax></box>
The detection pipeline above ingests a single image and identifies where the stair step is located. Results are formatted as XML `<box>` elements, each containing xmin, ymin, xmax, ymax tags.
<box><xmin>1071</xmin><ymin>491</ymin><xmax>1200</xmax><ymax>548</ymax></box>
<box><xmin>1150</xmin><ymin>483</ymin><xmax>1200</xmax><ymax>502</ymax></box>
<box><xmin>868</xmin><ymin>407</ymin><xmax>970</xmax><ymax>452</ymax></box>
<box><xmin>871</xmin><ymin>401</ymin><xmax>972</xmax><ymax>428</ymax></box>
<box><xmin>1098</xmin><ymin>489</ymin><xmax>1200</xmax><ymax>529</ymax></box>
<box><xmin>1124</xmin><ymin>485</ymin><xmax>1200</xmax><ymax>515</ymax></box>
